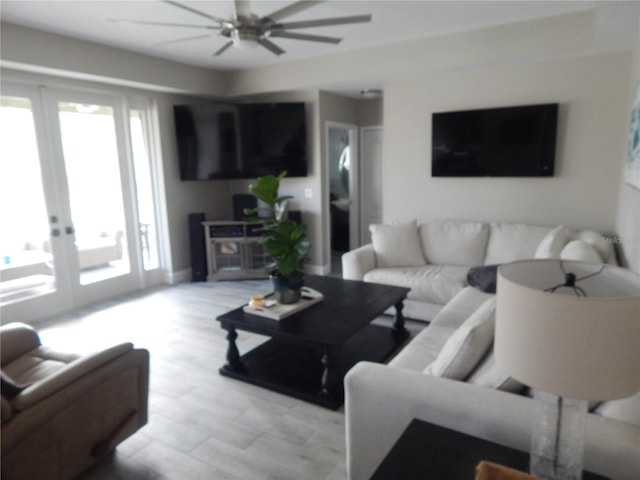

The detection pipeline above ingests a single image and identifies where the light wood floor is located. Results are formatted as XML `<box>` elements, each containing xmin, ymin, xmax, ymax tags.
<box><xmin>33</xmin><ymin>278</ymin><xmax>425</xmax><ymax>480</ymax></box>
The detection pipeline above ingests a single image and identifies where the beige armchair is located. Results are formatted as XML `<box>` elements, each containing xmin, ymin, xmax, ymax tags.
<box><xmin>1</xmin><ymin>322</ymin><xmax>149</xmax><ymax>480</ymax></box>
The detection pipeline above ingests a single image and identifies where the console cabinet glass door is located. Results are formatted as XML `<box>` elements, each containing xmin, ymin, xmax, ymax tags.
<box><xmin>213</xmin><ymin>240</ymin><xmax>244</xmax><ymax>272</ymax></box>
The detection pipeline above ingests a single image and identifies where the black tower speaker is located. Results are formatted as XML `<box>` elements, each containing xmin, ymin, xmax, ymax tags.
<box><xmin>188</xmin><ymin>212</ymin><xmax>207</xmax><ymax>282</ymax></box>
<box><xmin>233</xmin><ymin>194</ymin><xmax>258</xmax><ymax>221</ymax></box>
<box><xmin>287</xmin><ymin>210</ymin><xmax>302</xmax><ymax>224</ymax></box>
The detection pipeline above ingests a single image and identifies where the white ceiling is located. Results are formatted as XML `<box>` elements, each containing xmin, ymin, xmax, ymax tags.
<box><xmin>3</xmin><ymin>0</ymin><xmax>637</xmax><ymax>74</ymax></box>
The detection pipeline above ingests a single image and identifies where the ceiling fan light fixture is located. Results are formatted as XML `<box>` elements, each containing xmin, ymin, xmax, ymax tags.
<box><xmin>231</xmin><ymin>27</ymin><xmax>260</xmax><ymax>49</ymax></box>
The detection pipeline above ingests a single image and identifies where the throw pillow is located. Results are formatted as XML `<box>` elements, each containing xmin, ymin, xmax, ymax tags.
<box><xmin>534</xmin><ymin>225</ymin><xmax>572</xmax><ymax>259</ymax></box>
<box><xmin>575</xmin><ymin>230</ymin><xmax>612</xmax><ymax>262</ymax></box>
<box><xmin>423</xmin><ymin>297</ymin><xmax>496</xmax><ymax>380</ymax></box>
<box><xmin>467</xmin><ymin>264</ymin><xmax>500</xmax><ymax>294</ymax></box>
<box><xmin>370</xmin><ymin>222</ymin><xmax>425</xmax><ymax>268</ymax></box>
<box><xmin>593</xmin><ymin>391</ymin><xmax>640</xmax><ymax>428</ymax></box>
<box><xmin>466</xmin><ymin>349</ymin><xmax>525</xmax><ymax>393</ymax></box>
<box><xmin>560</xmin><ymin>240</ymin><xmax>602</xmax><ymax>263</ymax></box>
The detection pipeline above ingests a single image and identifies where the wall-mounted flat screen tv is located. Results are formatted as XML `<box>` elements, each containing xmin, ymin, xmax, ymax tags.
<box><xmin>174</xmin><ymin>102</ymin><xmax>307</xmax><ymax>180</ymax></box>
<box><xmin>432</xmin><ymin>103</ymin><xmax>558</xmax><ymax>177</ymax></box>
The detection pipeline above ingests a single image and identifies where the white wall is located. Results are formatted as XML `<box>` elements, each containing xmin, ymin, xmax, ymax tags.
<box><xmin>615</xmin><ymin>39</ymin><xmax>640</xmax><ymax>273</ymax></box>
<box><xmin>1</xmin><ymin>23</ymin><xmax>227</xmax><ymax>96</ymax></box>
<box><xmin>382</xmin><ymin>53</ymin><xmax>633</xmax><ymax>235</ymax></box>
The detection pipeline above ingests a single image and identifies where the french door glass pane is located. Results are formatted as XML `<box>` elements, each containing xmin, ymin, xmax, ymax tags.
<box><xmin>130</xmin><ymin>110</ymin><xmax>159</xmax><ymax>270</ymax></box>
<box><xmin>57</xmin><ymin>102</ymin><xmax>130</xmax><ymax>285</ymax></box>
<box><xmin>0</xmin><ymin>96</ymin><xmax>56</xmax><ymax>304</ymax></box>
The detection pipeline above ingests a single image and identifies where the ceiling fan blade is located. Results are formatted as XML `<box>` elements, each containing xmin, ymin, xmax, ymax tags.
<box><xmin>154</xmin><ymin>34</ymin><xmax>212</xmax><ymax>46</ymax></box>
<box><xmin>269</xmin><ymin>30</ymin><xmax>341</xmax><ymax>44</ymax></box>
<box><xmin>163</xmin><ymin>0</ymin><xmax>226</xmax><ymax>24</ymax></box>
<box><xmin>213</xmin><ymin>41</ymin><xmax>234</xmax><ymax>56</ymax></box>
<box><xmin>257</xmin><ymin>38</ymin><xmax>285</xmax><ymax>56</ymax></box>
<box><xmin>109</xmin><ymin>19</ymin><xmax>220</xmax><ymax>30</ymax></box>
<box><xmin>278</xmin><ymin>15</ymin><xmax>372</xmax><ymax>30</ymax></box>
<box><xmin>234</xmin><ymin>0</ymin><xmax>252</xmax><ymax>21</ymax></box>
<box><xmin>263</xmin><ymin>0</ymin><xmax>325</xmax><ymax>24</ymax></box>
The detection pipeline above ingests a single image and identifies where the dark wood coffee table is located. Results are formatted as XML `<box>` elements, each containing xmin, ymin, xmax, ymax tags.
<box><xmin>216</xmin><ymin>275</ymin><xmax>411</xmax><ymax>409</ymax></box>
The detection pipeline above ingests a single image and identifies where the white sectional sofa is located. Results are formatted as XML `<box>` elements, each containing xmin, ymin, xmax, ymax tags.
<box><xmin>344</xmin><ymin>285</ymin><xmax>640</xmax><ymax>480</ymax></box>
<box><xmin>342</xmin><ymin>220</ymin><xmax>617</xmax><ymax>321</ymax></box>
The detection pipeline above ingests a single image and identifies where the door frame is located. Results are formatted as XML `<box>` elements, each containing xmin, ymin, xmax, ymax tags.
<box><xmin>41</xmin><ymin>87</ymin><xmax>141</xmax><ymax>308</ymax></box>
<box><xmin>359</xmin><ymin>125</ymin><xmax>384</xmax><ymax>245</ymax></box>
<box><xmin>324</xmin><ymin>121</ymin><xmax>360</xmax><ymax>266</ymax></box>
<box><xmin>1</xmin><ymin>82</ymin><xmax>164</xmax><ymax>323</ymax></box>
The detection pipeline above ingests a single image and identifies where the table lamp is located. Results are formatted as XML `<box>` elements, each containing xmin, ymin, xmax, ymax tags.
<box><xmin>495</xmin><ymin>259</ymin><xmax>640</xmax><ymax>480</ymax></box>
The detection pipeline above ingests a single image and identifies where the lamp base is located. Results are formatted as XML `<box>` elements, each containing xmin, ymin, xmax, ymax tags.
<box><xmin>530</xmin><ymin>390</ymin><xmax>588</xmax><ymax>480</ymax></box>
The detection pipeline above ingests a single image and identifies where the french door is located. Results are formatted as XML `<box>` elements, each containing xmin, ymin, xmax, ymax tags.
<box><xmin>0</xmin><ymin>84</ymin><xmax>161</xmax><ymax>322</ymax></box>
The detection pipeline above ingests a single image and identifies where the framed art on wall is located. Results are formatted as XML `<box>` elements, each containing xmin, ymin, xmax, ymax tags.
<box><xmin>626</xmin><ymin>81</ymin><xmax>640</xmax><ymax>190</ymax></box>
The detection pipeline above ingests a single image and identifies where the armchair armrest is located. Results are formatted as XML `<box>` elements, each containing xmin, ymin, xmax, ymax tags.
<box><xmin>11</xmin><ymin>342</ymin><xmax>133</xmax><ymax>411</ymax></box>
<box><xmin>1</xmin><ymin>323</ymin><xmax>41</xmax><ymax>366</ymax></box>
<box><xmin>342</xmin><ymin>244</ymin><xmax>376</xmax><ymax>280</ymax></box>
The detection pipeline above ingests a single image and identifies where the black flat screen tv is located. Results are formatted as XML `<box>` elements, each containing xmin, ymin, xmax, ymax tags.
<box><xmin>431</xmin><ymin>103</ymin><xmax>558</xmax><ymax>177</ymax></box>
<box><xmin>174</xmin><ymin>102</ymin><xmax>307</xmax><ymax>180</ymax></box>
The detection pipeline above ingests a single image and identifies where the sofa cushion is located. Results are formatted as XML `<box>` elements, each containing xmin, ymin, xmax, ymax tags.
<box><xmin>593</xmin><ymin>391</ymin><xmax>640</xmax><ymax>427</ymax></box>
<box><xmin>466</xmin><ymin>349</ymin><xmax>525</xmax><ymax>393</ymax></box>
<box><xmin>370</xmin><ymin>222</ymin><xmax>425</xmax><ymax>268</ymax></box>
<box><xmin>423</xmin><ymin>297</ymin><xmax>496</xmax><ymax>380</ymax></box>
<box><xmin>417</xmin><ymin>220</ymin><xmax>489</xmax><ymax>266</ymax></box>
<box><xmin>534</xmin><ymin>225</ymin><xmax>572</xmax><ymax>259</ymax></box>
<box><xmin>2</xmin><ymin>346</ymin><xmax>80</xmax><ymax>385</ymax></box>
<box><xmin>364</xmin><ymin>265</ymin><xmax>468</xmax><ymax>305</ymax></box>
<box><xmin>484</xmin><ymin>223</ymin><xmax>552</xmax><ymax>265</ymax></box>
<box><xmin>560</xmin><ymin>239</ymin><xmax>603</xmax><ymax>263</ymax></box>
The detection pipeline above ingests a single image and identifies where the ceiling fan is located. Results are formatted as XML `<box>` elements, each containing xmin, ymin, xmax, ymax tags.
<box><xmin>112</xmin><ymin>0</ymin><xmax>372</xmax><ymax>56</ymax></box>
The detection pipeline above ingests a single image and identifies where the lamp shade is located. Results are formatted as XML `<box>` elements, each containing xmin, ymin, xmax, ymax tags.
<box><xmin>495</xmin><ymin>260</ymin><xmax>640</xmax><ymax>401</ymax></box>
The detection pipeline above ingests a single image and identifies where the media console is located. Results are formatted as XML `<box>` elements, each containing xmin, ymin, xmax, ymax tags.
<box><xmin>203</xmin><ymin>221</ymin><xmax>270</xmax><ymax>281</ymax></box>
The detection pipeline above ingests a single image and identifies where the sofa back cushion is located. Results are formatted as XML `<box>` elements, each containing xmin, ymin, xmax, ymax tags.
<box><xmin>418</xmin><ymin>220</ymin><xmax>489</xmax><ymax>266</ymax></box>
<box><xmin>370</xmin><ymin>222</ymin><xmax>425</xmax><ymax>268</ymax></box>
<box><xmin>484</xmin><ymin>222</ymin><xmax>552</xmax><ymax>265</ymax></box>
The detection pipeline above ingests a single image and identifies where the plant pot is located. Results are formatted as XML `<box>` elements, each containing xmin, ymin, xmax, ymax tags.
<box><xmin>270</xmin><ymin>273</ymin><xmax>305</xmax><ymax>304</ymax></box>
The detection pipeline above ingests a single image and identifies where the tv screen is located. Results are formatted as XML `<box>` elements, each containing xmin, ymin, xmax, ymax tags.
<box><xmin>174</xmin><ymin>102</ymin><xmax>307</xmax><ymax>180</ymax></box>
<box><xmin>432</xmin><ymin>103</ymin><xmax>558</xmax><ymax>177</ymax></box>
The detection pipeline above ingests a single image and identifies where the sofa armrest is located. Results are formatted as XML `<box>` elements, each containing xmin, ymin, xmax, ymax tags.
<box><xmin>11</xmin><ymin>342</ymin><xmax>133</xmax><ymax>411</ymax></box>
<box><xmin>344</xmin><ymin>362</ymin><xmax>640</xmax><ymax>480</ymax></box>
<box><xmin>1</xmin><ymin>323</ymin><xmax>41</xmax><ymax>366</ymax></box>
<box><xmin>342</xmin><ymin>244</ymin><xmax>376</xmax><ymax>280</ymax></box>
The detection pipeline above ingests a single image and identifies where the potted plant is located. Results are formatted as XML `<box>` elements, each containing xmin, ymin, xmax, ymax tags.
<box><xmin>245</xmin><ymin>171</ymin><xmax>310</xmax><ymax>304</ymax></box>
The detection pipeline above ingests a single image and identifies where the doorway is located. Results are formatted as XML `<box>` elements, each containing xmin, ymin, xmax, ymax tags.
<box><xmin>0</xmin><ymin>84</ymin><xmax>162</xmax><ymax>322</ymax></box>
<box><xmin>326</xmin><ymin>123</ymin><xmax>359</xmax><ymax>274</ymax></box>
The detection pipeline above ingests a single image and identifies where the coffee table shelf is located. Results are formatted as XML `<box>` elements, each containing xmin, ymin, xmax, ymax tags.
<box><xmin>220</xmin><ymin>324</ymin><xmax>407</xmax><ymax>409</ymax></box>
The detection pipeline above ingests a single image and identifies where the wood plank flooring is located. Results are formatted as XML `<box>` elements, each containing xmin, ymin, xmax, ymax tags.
<box><xmin>31</xmin><ymin>278</ymin><xmax>426</xmax><ymax>480</ymax></box>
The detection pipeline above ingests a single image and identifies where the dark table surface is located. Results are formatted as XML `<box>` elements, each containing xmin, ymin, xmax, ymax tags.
<box><xmin>371</xmin><ymin>419</ymin><xmax>609</xmax><ymax>480</ymax></box>
<box><xmin>216</xmin><ymin>275</ymin><xmax>410</xmax><ymax>348</ymax></box>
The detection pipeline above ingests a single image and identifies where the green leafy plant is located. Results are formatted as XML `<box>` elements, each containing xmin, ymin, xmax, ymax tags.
<box><xmin>246</xmin><ymin>171</ymin><xmax>310</xmax><ymax>279</ymax></box>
